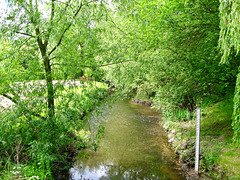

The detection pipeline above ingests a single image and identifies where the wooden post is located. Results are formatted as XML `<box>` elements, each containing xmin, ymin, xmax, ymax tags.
<box><xmin>195</xmin><ymin>108</ymin><xmax>201</xmax><ymax>173</ymax></box>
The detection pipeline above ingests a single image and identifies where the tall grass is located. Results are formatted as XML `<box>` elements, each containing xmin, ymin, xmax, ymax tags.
<box><xmin>162</xmin><ymin>108</ymin><xmax>191</xmax><ymax>122</ymax></box>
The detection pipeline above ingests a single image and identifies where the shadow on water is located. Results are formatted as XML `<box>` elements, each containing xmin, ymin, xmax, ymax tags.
<box><xmin>69</xmin><ymin>100</ymin><xmax>185</xmax><ymax>180</ymax></box>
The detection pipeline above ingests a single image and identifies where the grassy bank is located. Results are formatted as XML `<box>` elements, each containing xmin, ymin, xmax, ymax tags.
<box><xmin>0</xmin><ymin>82</ymin><xmax>108</xmax><ymax>179</ymax></box>
<box><xmin>161</xmin><ymin>97</ymin><xmax>240</xmax><ymax>179</ymax></box>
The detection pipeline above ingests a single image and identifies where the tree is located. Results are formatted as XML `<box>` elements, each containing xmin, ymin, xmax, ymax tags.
<box><xmin>219</xmin><ymin>0</ymin><xmax>240</xmax><ymax>143</ymax></box>
<box><xmin>0</xmin><ymin>1</ymin><xmax>111</xmax><ymax>177</ymax></box>
<box><xmin>1</xmin><ymin>0</ymin><xmax>105</xmax><ymax>122</ymax></box>
<box><xmin>102</xmin><ymin>0</ymin><xmax>238</xmax><ymax>120</ymax></box>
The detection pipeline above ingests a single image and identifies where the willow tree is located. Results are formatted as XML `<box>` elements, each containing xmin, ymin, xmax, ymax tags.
<box><xmin>1</xmin><ymin>0</ymin><xmax>104</xmax><ymax>122</ymax></box>
<box><xmin>103</xmin><ymin>0</ymin><xmax>236</xmax><ymax>114</ymax></box>
<box><xmin>0</xmin><ymin>1</ymin><xmax>109</xmax><ymax>177</ymax></box>
<box><xmin>219</xmin><ymin>0</ymin><xmax>240</xmax><ymax>143</ymax></box>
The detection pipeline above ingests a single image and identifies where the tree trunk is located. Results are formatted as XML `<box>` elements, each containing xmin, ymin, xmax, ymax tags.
<box><xmin>37</xmin><ymin>39</ymin><xmax>55</xmax><ymax>122</ymax></box>
<box><xmin>36</xmin><ymin>30</ymin><xmax>55</xmax><ymax>122</ymax></box>
<box><xmin>44</xmin><ymin>56</ymin><xmax>55</xmax><ymax>121</ymax></box>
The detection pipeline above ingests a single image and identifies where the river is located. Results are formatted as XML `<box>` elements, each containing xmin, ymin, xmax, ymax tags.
<box><xmin>69</xmin><ymin>100</ymin><xmax>185</xmax><ymax>180</ymax></box>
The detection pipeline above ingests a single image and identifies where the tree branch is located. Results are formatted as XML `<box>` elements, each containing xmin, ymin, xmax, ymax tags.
<box><xmin>48</xmin><ymin>2</ymin><xmax>83</xmax><ymax>57</ymax></box>
<box><xmin>109</xmin><ymin>18</ymin><xmax>128</xmax><ymax>35</ymax></box>
<box><xmin>2</xmin><ymin>94</ymin><xmax>47</xmax><ymax>120</ymax></box>
<box><xmin>54</xmin><ymin>0</ymin><xmax>74</xmax><ymax>24</ymax></box>
<box><xmin>52</xmin><ymin>59</ymin><xmax>134</xmax><ymax>68</ymax></box>
<box><xmin>27</xmin><ymin>0</ymin><xmax>46</xmax><ymax>57</ymax></box>
<box><xmin>55</xmin><ymin>0</ymin><xmax>73</xmax><ymax>10</ymax></box>
<box><xmin>49</xmin><ymin>56</ymin><xmax>57</xmax><ymax>61</ymax></box>
<box><xmin>18</xmin><ymin>36</ymin><xmax>33</xmax><ymax>49</ymax></box>
<box><xmin>2</xmin><ymin>94</ymin><xmax>18</xmax><ymax>104</ymax></box>
<box><xmin>97</xmin><ymin>60</ymin><xmax>134</xmax><ymax>67</ymax></box>
<box><xmin>16</xmin><ymin>31</ymin><xmax>36</xmax><ymax>38</ymax></box>
<box><xmin>102</xmin><ymin>5</ymin><xmax>128</xmax><ymax>35</ymax></box>
<box><xmin>44</xmin><ymin>0</ymin><xmax>55</xmax><ymax>47</ymax></box>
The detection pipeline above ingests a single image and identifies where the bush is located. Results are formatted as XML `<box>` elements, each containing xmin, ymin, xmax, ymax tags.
<box><xmin>0</xmin><ymin>83</ymin><xmax>108</xmax><ymax>179</ymax></box>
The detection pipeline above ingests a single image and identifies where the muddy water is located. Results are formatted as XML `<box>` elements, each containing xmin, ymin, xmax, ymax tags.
<box><xmin>70</xmin><ymin>100</ymin><xmax>185</xmax><ymax>180</ymax></box>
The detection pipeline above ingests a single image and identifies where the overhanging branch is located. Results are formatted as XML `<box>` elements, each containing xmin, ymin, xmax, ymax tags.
<box><xmin>2</xmin><ymin>94</ymin><xmax>18</xmax><ymax>104</ymax></box>
<box><xmin>16</xmin><ymin>31</ymin><xmax>36</xmax><ymax>38</ymax></box>
<box><xmin>2</xmin><ymin>94</ymin><xmax>47</xmax><ymax>120</ymax></box>
<box><xmin>97</xmin><ymin>60</ymin><xmax>134</xmax><ymax>67</ymax></box>
<box><xmin>52</xmin><ymin>59</ymin><xmax>134</xmax><ymax>68</ymax></box>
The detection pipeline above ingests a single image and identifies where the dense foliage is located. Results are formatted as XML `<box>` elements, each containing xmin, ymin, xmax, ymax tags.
<box><xmin>0</xmin><ymin>0</ymin><xmax>109</xmax><ymax>178</ymax></box>
<box><xmin>1</xmin><ymin>0</ymin><xmax>240</xmax><ymax>178</ymax></box>
<box><xmin>219</xmin><ymin>0</ymin><xmax>240</xmax><ymax>143</ymax></box>
<box><xmin>102</xmin><ymin>0</ymin><xmax>239</xmax><ymax>119</ymax></box>
<box><xmin>0</xmin><ymin>83</ymin><xmax>108</xmax><ymax>179</ymax></box>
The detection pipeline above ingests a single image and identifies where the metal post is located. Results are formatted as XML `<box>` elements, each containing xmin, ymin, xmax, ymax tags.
<box><xmin>195</xmin><ymin>108</ymin><xmax>201</xmax><ymax>173</ymax></box>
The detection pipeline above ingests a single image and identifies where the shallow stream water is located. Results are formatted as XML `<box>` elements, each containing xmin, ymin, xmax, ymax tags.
<box><xmin>69</xmin><ymin>100</ymin><xmax>185</xmax><ymax>180</ymax></box>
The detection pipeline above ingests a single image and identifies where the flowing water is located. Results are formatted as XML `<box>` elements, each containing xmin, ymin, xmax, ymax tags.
<box><xmin>69</xmin><ymin>100</ymin><xmax>185</xmax><ymax>180</ymax></box>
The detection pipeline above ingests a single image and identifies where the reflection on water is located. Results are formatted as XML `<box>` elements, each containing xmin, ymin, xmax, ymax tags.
<box><xmin>70</xmin><ymin>100</ymin><xmax>185</xmax><ymax>180</ymax></box>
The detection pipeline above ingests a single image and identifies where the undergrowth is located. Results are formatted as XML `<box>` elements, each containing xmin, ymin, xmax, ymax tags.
<box><xmin>160</xmin><ymin>96</ymin><xmax>240</xmax><ymax>179</ymax></box>
<box><xmin>0</xmin><ymin>82</ymin><xmax>108</xmax><ymax>179</ymax></box>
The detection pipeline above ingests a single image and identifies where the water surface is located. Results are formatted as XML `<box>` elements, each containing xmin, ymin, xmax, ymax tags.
<box><xmin>70</xmin><ymin>100</ymin><xmax>185</xmax><ymax>180</ymax></box>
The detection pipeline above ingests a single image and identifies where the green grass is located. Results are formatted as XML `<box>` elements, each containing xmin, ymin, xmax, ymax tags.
<box><xmin>201</xmin><ymin>98</ymin><xmax>233</xmax><ymax>140</ymax></box>
<box><xmin>196</xmin><ymin>98</ymin><xmax>240</xmax><ymax>178</ymax></box>
<box><xmin>219</xmin><ymin>148</ymin><xmax>240</xmax><ymax>179</ymax></box>
<box><xmin>162</xmin><ymin>97</ymin><xmax>240</xmax><ymax>179</ymax></box>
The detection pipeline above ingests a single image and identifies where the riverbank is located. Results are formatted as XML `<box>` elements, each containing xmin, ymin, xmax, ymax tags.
<box><xmin>0</xmin><ymin>82</ymin><xmax>109</xmax><ymax>179</ymax></box>
<box><xmin>162</xmin><ymin>98</ymin><xmax>240</xmax><ymax>179</ymax></box>
<box><xmin>132</xmin><ymin>97</ymin><xmax>240</xmax><ymax>179</ymax></box>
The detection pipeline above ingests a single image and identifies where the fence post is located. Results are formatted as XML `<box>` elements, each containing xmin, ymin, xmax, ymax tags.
<box><xmin>195</xmin><ymin>108</ymin><xmax>201</xmax><ymax>173</ymax></box>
